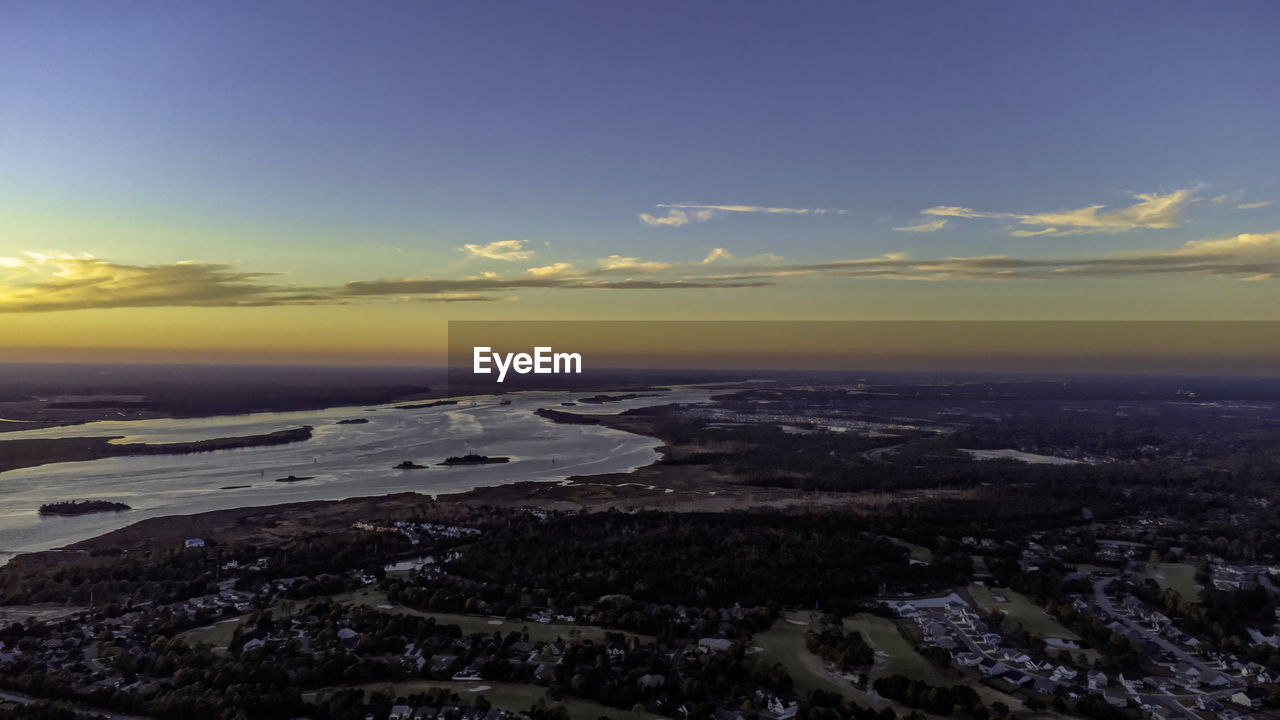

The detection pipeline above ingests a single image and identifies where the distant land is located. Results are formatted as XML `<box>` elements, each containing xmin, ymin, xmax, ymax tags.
<box><xmin>0</xmin><ymin>425</ymin><xmax>314</xmax><ymax>474</ymax></box>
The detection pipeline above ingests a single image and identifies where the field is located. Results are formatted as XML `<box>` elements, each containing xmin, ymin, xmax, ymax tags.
<box><xmin>967</xmin><ymin>584</ymin><xmax>1080</xmax><ymax>641</ymax></box>
<box><xmin>178</xmin><ymin>588</ymin><xmax>646</xmax><ymax>652</ymax></box>
<box><xmin>887</xmin><ymin>537</ymin><xmax>934</xmax><ymax>563</ymax></box>
<box><xmin>750</xmin><ymin>611</ymin><xmax>1018</xmax><ymax>718</ymax></box>
<box><xmin>752</xmin><ymin>612</ymin><xmax>871</xmax><ymax>700</ymax></box>
<box><xmin>177</xmin><ymin>616</ymin><xmax>246</xmax><ymax>650</ymax></box>
<box><xmin>330</xmin><ymin>589</ymin><xmax>650</xmax><ymax>644</ymax></box>
<box><xmin>1140</xmin><ymin>563</ymin><xmax>1202</xmax><ymax>602</ymax></box>
<box><xmin>305</xmin><ymin>680</ymin><xmax>665</xmax><ymax>720</ymax></box>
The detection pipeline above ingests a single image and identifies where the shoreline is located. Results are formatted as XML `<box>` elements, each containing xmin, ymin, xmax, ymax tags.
<box><xmin>3</xmin><ymin>403</ymin><xmax>944</xmax><ymax>571</ymax></box>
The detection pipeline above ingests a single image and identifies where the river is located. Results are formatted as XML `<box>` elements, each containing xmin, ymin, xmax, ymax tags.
<box><xmin>0</xmin><ymin>386</ymin><xmax>717</xmax><ymax>561</ymax></box>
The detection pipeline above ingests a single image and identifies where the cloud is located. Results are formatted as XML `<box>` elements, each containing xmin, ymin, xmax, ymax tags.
<box><xmin>639</xmin><ymin>209</ymin><xmax>690</xmax><ymax>227</ymax></box>
<box><xmin>1174</xmin><ymin>230</ymin><xmax>1280</xmax><ymax>256</ymax></box>
<box><xmin>597</xmin><ymin>255</ymin><xmax>672</xmax><ymax>273</ymax></box>
<box><xmin>0</xmin><ymin>254</ymin><xmax>321</xmax><ymax>312</ymax></box>
<box><xmin>684</xmin><ymin>230</ymin><xmax>1280</xmax><ymax>283</ymax></box>
<box><xmin>892</xmin><ymin>219</ymin><xmax>948</xmax><ymax>233</ymax></box>
<box><xmin>702</xmin><ymin>248</ymin><xmax>733</xmax><ymax>264</ymax></box>
<box><xmin>920</xmin><ymin>189</ymin><xmax>1195</xmax><ymax>236</ymax></box>
<box><xmin>641</xmin><ymin>202</ymin><xmax>845</xmax><ymax>227</ymax></box>
<box><xmin>340</xmin><ymin>275</ymin><xmax>771</xmax><ymax>297</ymax></box>
<box><xmin>921</xmin><ymin>206</ymin><xmax>988</xmax><ymax>219</ymax></box>
<box><xmin>1238</xmin><ymin>200</ymin><xmax>1273</xmax><ymax>210</ymax></box>
<box><xmin>526</xmin><ymin>262</ymin><xmax>574</xmax><ymax>278</ymax></box>
<box><xmin>422</xmin><ymin>293</ymin><xmax>510</xmax><ymax>303</ymax></box>
<box><xmin>6</xmin><ymin>227</ymin><xmax>1277</xmax><ymax>313</ymax></box>
<box><xmin>460</xmin><ymin>239</ymin><xmax>533</xmax><ymax>261</ymax></box>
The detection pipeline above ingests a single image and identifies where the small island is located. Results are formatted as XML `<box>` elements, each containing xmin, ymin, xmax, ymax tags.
<box><xmin>534</xmin><ymin>408</ymin><xmax>600</xmax><ymax>425</ymax></box>
<box><xmin>273</xmin><ymin>475</ymin><xmax>314</xmax><ymax>483</ymax></box>
<box><xmin>578</xmin><ymin>392</ymin><xmax>661</xmax><ymax>404</ymax></box>
<box><xmin>39</xmin><ymin>500</ymin><xmax>131</xmax><ymax>516</ymax></box>
<box><xmin>335</xmin><ymin>418</ymin><xmax>369</xmax><ymax>425</ymax></box>
<box><xmin>439</xmin><ymin>454</ymin><xmax>510</xmax><ymax>466</ymax></box>
<box><xmin>393</xmin><ymin>460</ymin><xmax>427</xmax><ymax>469</ymax></box>
<box><xmin>393</xmin><ymin>400</ymin><xmax>458</xmax><ymax>410</ymax></box>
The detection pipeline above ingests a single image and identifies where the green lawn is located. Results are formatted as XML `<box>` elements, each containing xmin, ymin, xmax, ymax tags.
<box><xmin>330</xmin><ymin>589</ymin><xmax>649</xmax><ymax>644</ymax></box>
<box><xmin>179</xmin><ymin>588</ymin><xmax>644</xmax><ymax>652</ymax></box>
<box><xmin>1140</xmin><ymin>563</ymin><xmax>1201</xmax><ymax>603</ymax></box>
<box><xmin>967</xmin><ymin>585</ymin><xmax>1080</xmax><ymax>640</ymax></box>
<box><xmin>844</xmin><ymin>614</ymin><xmax>952</xmax><ymax>685</ymax></box>
<box><xmin>887</xmin><ymin>537</ymin><xmax>934</xmax><ymax>563</ymax></box>
<box><xmin>307</xmin><ymin>680</ymin><xmax>666</xmax><ymax>720</ymax></box>
<box><xmin>177</xmin><ymin>616</ymin><xmax>249</xmax><ymax>652</ymax></box>
<box><xmin>753</xmin><ymin>612</ymin><xmax>868</xmax><ymax>700</ymax></box>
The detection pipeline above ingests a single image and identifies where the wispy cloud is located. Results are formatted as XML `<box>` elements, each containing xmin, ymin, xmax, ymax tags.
<box><xmin>0</xmin><ymin>254</ymin><xmax>323</xmax><ymax>312</ymax></box>
<box><xmin>525</xmin><ymin>262</ymin><xmax>575</xmax><ymax>278</ymax></box>
<box><xmin>919</xmin><ymin>189</ymin><xmax>1195</xmax><ymax>236</ymax></box>
<box><xmin>4</xmin><ymin>228</ymin><xmax>1276</xmax><ymax>313</ymax></box>
<box><xmin>1238</xmin><ymin>200</ymin><xmax>1273</xmax><ymax>210</ymax></box>
<box><xmin>598</xmin><ymin>255</ymin><xmax>672</xmax><ymax>273</ymax></box>
<box><xmin>891</xmin><ymin>218</ymin><xmax>947</xmax><ymax>233</ymax></box>
<box><xmin>639</xmin><ymin>209</ymin><xmax>691</xmax><ymax>227</ymax></box>
<box><xmin>696</xmin><ymin>230</ymin><xmax>1280</xmax><ymax>282</ymax></box>
<box><xmin>640</xmin><ymin>202</ymin><xmax>845</xmax><ymax>227</ymax></box>
<box><xmin>702</xmin><ymin>248</ymin><xmax>733</xmax><ymax>264</ymax></box>
<box><xmin>459</xmin><ymin>239</ymin><xmax>534</xmax><ymax>261</ymax></box>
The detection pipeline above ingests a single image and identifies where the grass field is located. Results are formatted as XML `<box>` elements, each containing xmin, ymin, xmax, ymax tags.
<box><xmin>306</xmin><ymin>680</ymin><xmax>666</xmax><ymax>720</ymax></box>
<box><xmin>844</xmin><ymin>614</ymin><xmax>952</xmax><ymax>685</ymax></box>
<box><xmin>177</xmin><ymin>616</ymin><xmax>246</xmax><ymax>650</ymax></box>
<box><xmin>887</xmin><ymin>537</ymin><xmax>934</xmax><ymax>563</ymax></box>
<box><xmin>753</xmin><ymin>612</ymin><xmax>868</xmax><ymax>700</ymax></box>
<box><xmin>178</xmin><ymin>588</ymin><xmax>645</xmax><ymax>652</ymax></box>
<box><xmin>967</xmin><ymin>584</ymin><xmax>1080</xmax><ymax>640</ymax></box>
<box><xmin>330</xmin><ymin>589</ymin><xmax>650</xmax><ymax>644</ymax></box>
<box><xmin>1140</xmin><ymin>563</ymin><xmax>1202</xmax><ymax>603</ymax></box>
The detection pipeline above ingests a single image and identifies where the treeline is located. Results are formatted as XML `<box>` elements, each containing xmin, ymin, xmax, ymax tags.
<box><xmin>446</xmin><ymin>510</ymin><xmax>959</xmax><ymax>612</ymax></box>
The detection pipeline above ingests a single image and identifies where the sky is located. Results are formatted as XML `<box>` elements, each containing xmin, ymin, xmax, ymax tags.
<box><xmin>1</xmin><ymin>1</ymin><xmax>1278</xmax><ymax>365</ymax></box>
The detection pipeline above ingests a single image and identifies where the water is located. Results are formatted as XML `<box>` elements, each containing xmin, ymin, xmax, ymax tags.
<box><xmin>0</xmin><ymin>387</ymin><xmax>716</xmax><ymax>560</ymax></box>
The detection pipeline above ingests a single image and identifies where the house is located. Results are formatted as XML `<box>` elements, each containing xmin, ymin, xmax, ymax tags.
<box><xmin>532</xmin><ymin>663</ymin><xmax>557</xmax><ymax>685</ymax></box>
<box><xmin>337</xmin><ymin>627</ymin><xmax>360</xmax><ymax>648</ymax></box>
<box><xmin>1087</xmin><ymin>670</ymin><xmax>1109</xmax><ymax>690</ymax></box>
<box><xmin>1230</xmin><ymin>687</ymin><xmax>1267</xmax><ymax>709</ymax></box>
<box><xmin>978</xmin><ymin>658</ymin><xmax>1009</xmax><ymax>676</ymax></box>
<box><xmin>1202</xmin><ymin>671</ymin><xmax>1233</xmax><ymax>689</ymax></box>
<box><xmin>953</xmin><ymin>652</ymin><xmax>982</xmax><ymax>667</ymax></box>
<box><xmin>697</xmin><ymin>638</ymin><xmax>734</xmax><ymax>653</ymax></box>
<box><xmin>389</xmin><ymin>706</ymin><xmax>414</xmax><ymax>720</ymax></box>
<box><xmin>412</xmin><ymin>707</ymin><xmax>437</xmax><ymax>720</ymax></box>
<box><xmin>184</xmin><ymin>538</ymin><xmax>205</xmax><ymax>548</ymax></box>
<box><xmin>893</xmin><ymin>602</ymin><xmax>920</xmax><ymax>618</ymax></box>
<box><xmin>1033</xmin><ymin>677</ymin><xmax>1059</xmax><ymax>695</ymax></box>
<box><xmin>1195</xmin><ymin>696</ymin><xmax>1223</xmax><ymax>712</ymax></box>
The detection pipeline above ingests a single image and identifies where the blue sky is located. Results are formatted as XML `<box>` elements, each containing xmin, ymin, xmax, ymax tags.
<box><xmin>1</xmin><ymin>1</ymin><xmax>1278</xmax><ymax>359</ymax></box>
